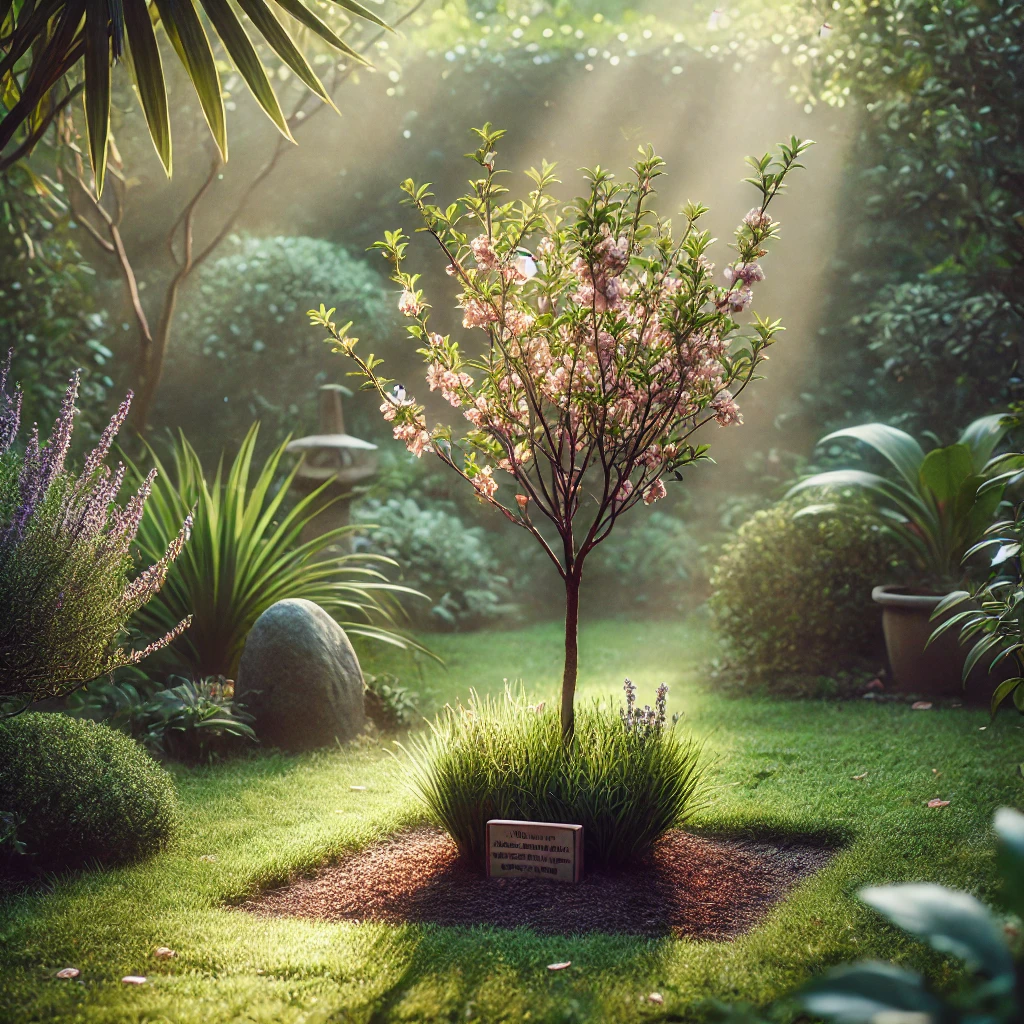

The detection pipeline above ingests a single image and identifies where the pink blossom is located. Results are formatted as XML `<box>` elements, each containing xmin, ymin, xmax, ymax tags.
<box><xmin>743</xmin><ymin>208</ymin><xmax>773</xmax><ymax>231</ymax></box>
<box><xmin>724</xmin><ymin>262</ymin><xmax>765</xmax><ymax>285</ymax></box>
<box><xmin>470</xmin><ymin>235</ymin><xmax>498</xmax><ymax>271</ymax></box>
<box><xmin>505</xmin><ymin>307</ymin><xmax>534</xmax><ymax>337</ymax></box>
<box><xmin>614</xmin><ymin>479</ymin><xmax>634</xmax><ymax>504</ymax></box>
<box><xmin>473</xmin><ymin>465</ymin><xmax>498</xmax><ymax>499</ymax></box>
<box><xmin>445</xmin><ymin>263</ymin><xmax>459</xmax><ymax>277</ymax></box>
<box><xmin>461</xmin><ymin>296</ymin><xmax>499</xmax><ymax>330</ymax></box>
<box><xmin>725</xmin><ymin>287</ymin><xmax>753</xmax><ymax>312</ymax></box>
<box><xmin>643</xmin><ymin>478</ymin><xmax>667</xmax><ymax>504</ymax></box>
<box><xmin>428</xmin><ymin>332</ymin><xmax>445</xmax><ymax>348</ymax></box>
<box><xmin>536</xmin><ymin>236</ymin><xmax>556</xmax><ymax>259</ymax></box>
<box><xmin>393</xmin><ymin>422</ymin><xmax>431</xmax><ymax>457</ymax></box>
<box><xmin>398</xmin><ymin>291</ymin><xmax>422</xmax><ymax>317</ymax></box>
<box><xmin>712</xmin><ymin>390</ymin><xmax>742</xmax><ymax>426</ymax></box>
<box><xmin>464</xmin><ymin>395</ymin><xmax>491</xmax><ymax>428</ymax></box>
<box><xmin>380</xmin><ymin>400</ymin><xmax>398</xmax><ymax>423</ymax></box>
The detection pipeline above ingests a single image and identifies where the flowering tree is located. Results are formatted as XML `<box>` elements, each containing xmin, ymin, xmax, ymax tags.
<box><xmin>310</xmin><ymin>125</ymin><xmax>810</xmax><ymax>738</ymax></box>
<box><xmin>0</xmin><ymin>357</ymin><xmax>192</xmax><ymax>716</ymax></box>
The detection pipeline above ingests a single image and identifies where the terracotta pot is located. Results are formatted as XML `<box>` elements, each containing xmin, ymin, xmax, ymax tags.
<box><xmin>871</xmin><ymin>585</ymin><xmax>994</xmax><ymax>701</ymax></box>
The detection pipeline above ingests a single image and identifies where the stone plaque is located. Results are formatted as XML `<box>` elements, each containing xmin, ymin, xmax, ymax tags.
<box><xmin>486</xmin><ymin>819</ymin><xmax>583</xmax><ymax>883</ymax></box>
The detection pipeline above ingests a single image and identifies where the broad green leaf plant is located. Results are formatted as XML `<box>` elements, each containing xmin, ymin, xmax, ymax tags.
<box><xmin>788</xmin><ymin>414</ymin><xmax>1021</xmax><ymax>590</ymax></box>
<box><xmin>129</xmin><ymin>424</ymin><xmax>427</xmax><ymax>679</ymax></box>
<box><xmin>311</xmin><ymin>124</ymin><xmax>810</xmax><ymax>738</ymax></box>
<box><xmin>931</xmin><ymin>491</ymin><xmax>1024</xmax><ymax>715</ymax></box>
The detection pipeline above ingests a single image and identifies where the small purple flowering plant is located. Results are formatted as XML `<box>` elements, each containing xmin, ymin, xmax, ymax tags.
<box><xmin>619</xmin><ymin>678</ymin><xmax>674</xmax><ymax>736</ymax></box>
<box><xmin>0</xmin><ymin>357</ymin><xmax>191</xmax><ymax>715</ymax></box>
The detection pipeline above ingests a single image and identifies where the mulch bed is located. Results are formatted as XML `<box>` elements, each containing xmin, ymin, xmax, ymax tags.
<box><xmin>243</xmin><ymin>826</ymin><xmax>835</xmax><ymax>940</ymax></box>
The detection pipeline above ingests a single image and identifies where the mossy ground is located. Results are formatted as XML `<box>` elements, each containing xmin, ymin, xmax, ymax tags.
<box><xmin>1</xmin><ymin>615</ymin><xmax>1020</xmax><ymax>1023</ymax></box>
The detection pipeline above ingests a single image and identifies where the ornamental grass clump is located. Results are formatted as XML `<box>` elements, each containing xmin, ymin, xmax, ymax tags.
<box><xmin>311</xmin><ymin>124</ymin><xmax>810</xmax><ymax>738</ymax></box>
<box><xmin>0</xmin><ymin>358</ymin><xmax>190</xmax><ymax>715</ymax></box>
<box><xmin>398</xmin><ymin>683</ymin><xmax>708</xmax><ymax>869</ymax></box>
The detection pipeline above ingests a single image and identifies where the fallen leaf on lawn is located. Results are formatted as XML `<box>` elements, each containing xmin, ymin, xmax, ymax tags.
<box><xmin>547</xmin><ymin>962</ymin><xmax>571</xmax><ymax>971</ymax></box>
<box><xmin>852</xmin><ymin>773</ymin><xmax>868</xmax><ymax>780</ymax></box>
<box><xmin>153</xmin><ymin>947</ymin><xmax>175</xmax><ymax>960</ymax></box>
<box><xmin>121</xmin><ymin>975</ymin><xmax>147</xmax><ymax>985</ymax></box>
<box><xmin>911</xmin><ymin>701</ymin><xmax>933</xmax><ymax>710</ymax></box>
<box><xmin>866</xmin><ymin>679</ymin><xmax>884</xmax><ymax>691</ymax></box>
<box><xmin>927</xmin><ymin>799</ymin><xmax>950</xmax><ymax>809</ymax></box>
<box><xmin>349</xmin><ymin>786</ymin><xmax>367</xmax><ymax>791</ymax></box>
<box><xmin>932</xmin><ymin>768</ymin><xmax>942</xmax><ymax>777</ymax></box>
<box><xmin>648</xmin><ymin>993</ymin><xmax>664</xmax><ymax>1005</ymax></box>
<box><xmin>199</xmin><ymin>854</ymin><xmax>217</xmax><ymax>863</ymax></box>
<box><xmin>55</xmin><ymin>968</ymin><xmax>79</xmax><ymax>980</ymax></box>
<box><xmin>979</xmin><ymin>726</ymin><xmax>988</xmax><ymax>731</ymax></box>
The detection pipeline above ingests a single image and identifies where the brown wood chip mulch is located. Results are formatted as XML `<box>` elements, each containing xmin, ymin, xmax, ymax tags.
<box><xmin>242</xmin><ymin>826</ymin><xmax>835</xmax><ymax>940</ymax></box>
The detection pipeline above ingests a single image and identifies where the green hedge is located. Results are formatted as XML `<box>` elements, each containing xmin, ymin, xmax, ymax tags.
<box><xmin>710</xmin><ymin>499</ymin><xmax>902</xmax><ymax>692</ymax></box>
<box><xmin>0</xmin><ymin>713</ymin><xmax>178</xmax><ymax>872</ymax></box>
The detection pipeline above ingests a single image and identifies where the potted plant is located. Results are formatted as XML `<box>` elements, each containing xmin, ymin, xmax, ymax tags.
<box><xmin>787</xmin><ymin>415</ymin><xmax>1020</xmax><ymax>696</ymax></box>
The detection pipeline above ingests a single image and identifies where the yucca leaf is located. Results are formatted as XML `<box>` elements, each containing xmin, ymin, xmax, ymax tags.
<box><xmin>152</xmin><ymin>0</ymin><xmax>227</xmax><ymax>159</ymax></box>
<box><xmin>83</xmin><ymin>0</ymin><xmax>111</xmax><ymax>193</ymax></box>
<box><xmin>122</xmin><ymin>0</ymin><xmax>171</xmax><ymax>172</ymax></box>
<box><xmin>197</xmin><ymin>0</ymin><xmax>292</xmax><ymax>141</ymax></box>
<box><xmin>235</xmin><ymin>0</ymin><xmax>332</xmax><ymax>106</ymax></box>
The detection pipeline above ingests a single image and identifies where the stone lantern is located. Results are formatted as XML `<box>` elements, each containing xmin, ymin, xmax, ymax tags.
<box><xmin>285</xmin><ymin>384</ymin><xmax>378</xmax><ymax>549</ymax></box>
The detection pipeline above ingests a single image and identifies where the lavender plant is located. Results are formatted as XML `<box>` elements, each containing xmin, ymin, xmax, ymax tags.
<box><xmin>0</xmin><ymin>358</ymin><xmax>191</xmax><ymax>716</ymax></box>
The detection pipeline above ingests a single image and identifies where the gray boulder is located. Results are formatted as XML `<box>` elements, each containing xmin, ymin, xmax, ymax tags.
<box><xmin>236</xmin><ymin>599</ymin><xmax>365</xmax><ymax>752</ymax></box>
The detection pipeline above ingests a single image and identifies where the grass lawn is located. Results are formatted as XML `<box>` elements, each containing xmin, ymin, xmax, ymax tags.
<box><xmin>1</xmin><ymin>614</ymin><xmax>1021</xmax><ymax>1023</ymax></box>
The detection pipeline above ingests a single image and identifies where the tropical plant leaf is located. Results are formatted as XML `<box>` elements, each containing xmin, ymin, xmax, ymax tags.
<box><xmin>122</xmin><ymin>0</ymin><xmax>171</xmax><ymax>173</ymax></box>
<box><xmin>152</xmin><ymin>0</ymin><xmax>227</xmax><ymax>158</ymax></box>
<box><xmin>83</xmin><ymin>0</ymin><xmax>111</xmax><ymax>192</ymax></box>
<box><xmin>990</xmin><ymin>676</ymin><xmax>1024</xmax><ymax>716</ymax></box>
<box><xmin>799</xmin><ymin>961</ymin><xmax>947</xmax><ymax>1022</ymax></box>
<box><xmin>198</xmin><ymin>0</ymin><xmax>292</xmax><ymax>140</ymax></box>
<box><xmin>919</xmin><ymin>444</ymin><xmax>974</xmax><ymax>504</ymax></box>
<box><xmin>860</xmin><ymin>883</ymin><xmax>1015</xmax><ymax>980</ymax></box>
<box><xmin>325</xmin><ymin>0</ymin><xmax>390</xmax><ymax>30</ymax></box>
<box><xmin>958</xmin><ymin>413</ymin><xmax>1017</xmax><ymax>471</ymax></box>
<box><xmin>995</xmin><ymin>807</ymin><xmax>1024</xmax><ymax>918</ymax></box>
<box><xmin>234</xmin><ymin>0</ymin><xmax>332</xmax><ymax>106</ymax></box>
<box><xmin>819</xmin><ymin>424</ymin><xmax>926</xmax><ymax>490</ymax></box>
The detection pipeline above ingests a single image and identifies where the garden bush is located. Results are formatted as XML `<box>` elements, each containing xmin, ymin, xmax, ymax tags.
<box><xmin>0</xmin><ymin>713</ymin><xmax>178</xmax><ymax>872</ymax></box>
<box><xmin>710</xmin><ymin>498</ymin><xmax>902</xmax><ymax>691</ymax></box>
<box><xmin>353</xmin><ymin>497</ymin><xmax>517</xmax><ymax>630</ymax></box>
<box><xmin>399</xmin><ymin>684</ymin><xmax>707</xmax><ymax>869</ymax></box>
<box><xmin>165</xmin><ymin>234</ymin><xmax>395</xmax><ymax>455</ymax></box>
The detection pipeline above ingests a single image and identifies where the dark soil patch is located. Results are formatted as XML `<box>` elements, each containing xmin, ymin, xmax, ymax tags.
<box><xmin>244</xmin><ymin>826</ymin><xmax>836</xmax><ymax>940</ymax></box>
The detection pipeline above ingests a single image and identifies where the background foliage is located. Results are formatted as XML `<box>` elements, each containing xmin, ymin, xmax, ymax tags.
<box><xmin>164</xmin><ymin>234</ymin><xmax>395</xmax><ymax>455</ymax></box>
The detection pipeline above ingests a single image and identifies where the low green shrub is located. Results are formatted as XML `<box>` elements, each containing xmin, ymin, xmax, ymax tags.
<box><xmin>0</xmin><ymin>713</ymin><xmax>178</xmax><ymax>872</ymax></box>
<box><xmin>353</xmin><ymin>497</ymin><xmax>517</xmax><ymax>630</ymax></box>
<box><xmin>398</xmin><ymin>684</ymin><xmax>708</xmax><ymax>869</ymax></box>
<box><xmin>69</xmin><ymin>674</ymin><xmax>258</xmax><ymax>764</ymax></box>
<box><xmin>364</xmin><ymin>673</ymin><xmax>419</xmax><ymax>731</ymax></box>
<box><xmin>710</xmin><ymin>497</ymin><xmax>902</xmax><ymax>692</ymax></box>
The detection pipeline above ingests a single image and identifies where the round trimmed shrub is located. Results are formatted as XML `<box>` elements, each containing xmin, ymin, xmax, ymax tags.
<box><xmin>0</xmin><ymin>713</ymin><xmax>178</xmax><ymax>872</ymax></box>
<box><xmin>709</xmin><ymin>498</ymin><xmax>903</xmax><ymax>692</ymax></box>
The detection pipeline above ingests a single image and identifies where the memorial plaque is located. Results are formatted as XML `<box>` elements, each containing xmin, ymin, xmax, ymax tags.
<box><xmin>486</xmin><ymin>819</ymin><xmax>583</xmax><ymax>883</ymax></box>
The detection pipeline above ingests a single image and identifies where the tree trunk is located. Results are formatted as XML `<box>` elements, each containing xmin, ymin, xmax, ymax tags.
<box><xmin>561</xmin><ymin>572</ymin><xmax>580</xmax><ymax>741</ymax></box>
